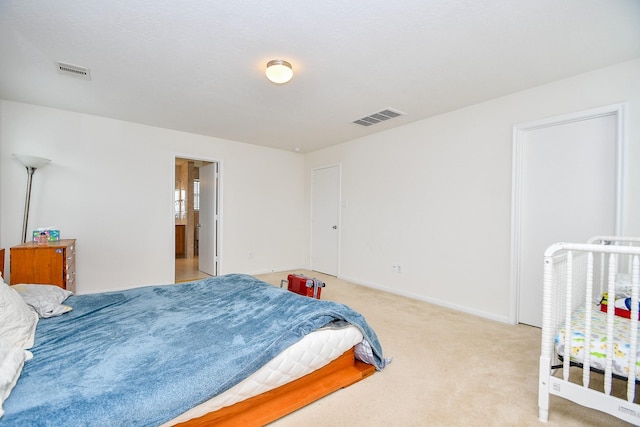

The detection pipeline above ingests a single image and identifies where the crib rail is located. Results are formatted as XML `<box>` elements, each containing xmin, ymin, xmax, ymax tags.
<box><xmin>589</xmin><ymin>237</ymin><xmax>640</xmax><ymax>289</ymax></box>
<box><xmin>539</xmin><ymin>238</ymin><xmax>640</xmax><ymax>425</ymax></box>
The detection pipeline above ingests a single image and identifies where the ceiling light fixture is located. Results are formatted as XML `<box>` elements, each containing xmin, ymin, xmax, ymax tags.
<box><xmin>265</xmin><ymin>59</ymin><xmax>293</xmax><ymax>84</ymax></box>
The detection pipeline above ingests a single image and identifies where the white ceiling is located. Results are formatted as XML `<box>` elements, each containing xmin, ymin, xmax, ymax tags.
<box><xmin>1</xmin><ymin>1</ymin><xmax>639</xmax><ymax>153</ymax></box>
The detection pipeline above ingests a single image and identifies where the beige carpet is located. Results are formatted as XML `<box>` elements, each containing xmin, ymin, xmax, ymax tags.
<box><xmin>255</xmin><ymin>270</ymin><xmax>632</xmax><ymax>427</ymax></box>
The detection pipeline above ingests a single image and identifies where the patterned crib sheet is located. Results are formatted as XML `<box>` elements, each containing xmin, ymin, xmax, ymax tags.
<box><xmin>555</xmin><ymin>305</ymin><xmax>640</xmax><ymax>380</ymax></box>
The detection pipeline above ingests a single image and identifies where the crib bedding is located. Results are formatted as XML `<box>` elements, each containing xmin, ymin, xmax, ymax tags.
<box><xmin>554</xmin><ymin>305</ymin><xmax>640</xmax><ymax>380</ymax></box>
<box><xmin>1</xmin><ymin>274</ymin><xmax>386</xmax><ymax>427</ymax></box>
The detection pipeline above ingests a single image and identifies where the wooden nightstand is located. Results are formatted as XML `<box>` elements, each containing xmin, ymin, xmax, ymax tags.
<box><xmin>0</xmin><ymin>248</ymin><xmax>5</xmax><ymax>279</ymax></box>
<box><xmin>10</xmin><ymin>239</ymin><xmax>76</xmax><ymax>292</ymax></box>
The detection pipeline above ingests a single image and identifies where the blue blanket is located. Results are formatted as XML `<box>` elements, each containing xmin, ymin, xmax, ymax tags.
<box><xmin>2</xmin><ymin>274</ymin><xmax>386</xmax><ymax>427</ymax></box>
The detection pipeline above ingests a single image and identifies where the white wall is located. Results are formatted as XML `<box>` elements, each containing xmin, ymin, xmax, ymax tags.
<box><xmin>0</xmin><ymin>101</ymin><xmax>308</xmax><ymax>293</ymax></box>
<box><xmin>306</xmin><ymin>59</ymin><xmax>640</xmax><ymax>323</ymax></box>
<box><xmin>2</xmin><ymin>59</ymin><xmax>638</xmax><ymax>320</ymax></box>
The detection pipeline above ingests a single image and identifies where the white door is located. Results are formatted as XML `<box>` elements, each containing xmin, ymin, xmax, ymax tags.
<box><xmin>516</xmin><ymin>113</ymin><xmax>618</xmax><ymax>327</ymax></box>
<box><xmin>311</xmin><ymin>165</ymin><xmax>340</xmax><ymax>276</ymax></box>
<box><xmin>199</xmin><ymin>162</ymin><xmax>218</xmax><ymax>276</ymax></box>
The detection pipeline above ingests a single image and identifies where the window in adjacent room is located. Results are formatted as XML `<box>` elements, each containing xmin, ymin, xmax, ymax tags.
<box><xmin>193</xmin><ymin>180</ymin><xmax>200</xmax><ymax>211</ymax></box>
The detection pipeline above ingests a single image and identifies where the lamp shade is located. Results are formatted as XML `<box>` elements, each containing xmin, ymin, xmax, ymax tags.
<box><xmin>13</xmin><ymin>154</ymin><xmax>51</xmax><ymax>169</ymax></box>
<box><xmin>265</xmin><ymin>59</ymin><xmax>293</xmax><ymax>84</ymax></box>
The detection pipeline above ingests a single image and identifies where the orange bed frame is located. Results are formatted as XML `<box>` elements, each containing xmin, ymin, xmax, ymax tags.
<box><xmin>175</xmin><ymin>347</ymin><xmax>375</xmax><ymax>426</ymax></box>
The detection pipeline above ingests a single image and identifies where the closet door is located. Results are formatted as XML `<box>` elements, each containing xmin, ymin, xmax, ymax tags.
<box><xmin>516</xmin><ymin>113</ymin><xmax>618</xmax><ymax>327</ymax></box>
<box><xmin>310</xmin><ymin>165</ymin><xmax>340</xmax><ymax>276</ymax></box>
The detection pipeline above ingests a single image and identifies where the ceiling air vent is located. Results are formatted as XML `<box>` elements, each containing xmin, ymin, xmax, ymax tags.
<box><xmin>352</xmin><ymin>108</ymin><xmax>405</xmax><ymax>127</ymax></box>
<box><xmin>55</xmin><ymin>61</ymin><xmax>91</xmax><ymax>80</ymax></box>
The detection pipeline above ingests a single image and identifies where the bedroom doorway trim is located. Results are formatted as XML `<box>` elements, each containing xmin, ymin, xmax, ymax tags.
<box><xmin>509</xmin><ymin>103</ymin><xmax>626</xmax><ymax>325</ymax></box>
<box><xmin>171</xmin><ymin>154</ymin><xmax>222</xmax><ymax>281</ymax></box>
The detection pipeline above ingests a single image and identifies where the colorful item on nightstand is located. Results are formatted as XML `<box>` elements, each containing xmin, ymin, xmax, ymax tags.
<box><xmin>32</xmin><ymin>227</ymin><xmax>60</xmax><ymax>242</ymax></box>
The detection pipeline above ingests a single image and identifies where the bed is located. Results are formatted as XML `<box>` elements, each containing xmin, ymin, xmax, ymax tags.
<box><xmin>0</xmin><ymin>270</ymin><xmax>389</xmax><ymax>426</ymax></box>
<box><xmin>538</xmin><ymin>236</ymin><xmax>640</xmax><ymax>425</ymax></box>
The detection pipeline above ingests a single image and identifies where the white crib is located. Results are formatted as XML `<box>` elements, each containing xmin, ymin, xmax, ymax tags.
<box><xmin>538</xmin><ymin>236</ymin><xmax>640</xmax><ymax>425</ymax></box>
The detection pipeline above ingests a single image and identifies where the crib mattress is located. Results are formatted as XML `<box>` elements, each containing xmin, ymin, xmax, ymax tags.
<box><xmin>555</xmin><ymin>305</ymin><xmax>640</xmax><ymax>380</ymax></box>
<box><xmin>164</xmin><ymin>323</ymin><xmax>364</xmax><ymax>425</ymax></box>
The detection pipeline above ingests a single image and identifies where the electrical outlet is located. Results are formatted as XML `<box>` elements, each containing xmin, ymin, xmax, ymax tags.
<box><xmin>392</xmin><ymin>264</ymin><xmax>402</xmax><ymax>273</ymax></box>
<box><xmin>248</xmin><ymin>251</ymin><xmax>254</xmax><ymax>259</ymax></box>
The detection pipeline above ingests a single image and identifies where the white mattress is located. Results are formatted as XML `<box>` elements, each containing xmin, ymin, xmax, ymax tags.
<box><xmin>163</xmin><ymin>324</ymin><xmax>364</xmax><ymax>425</ymax></box>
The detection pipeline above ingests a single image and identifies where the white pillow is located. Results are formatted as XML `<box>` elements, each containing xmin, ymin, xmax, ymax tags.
<box><xmin>11</xmin><ymin>284</ymin><xmax>73</xmax><ymax>318</ymax></box>
<box><xmin>0</xmin><ymin>338</ymin><xmax>32</xmax><ymax>419</ymax></box>
<box><xmin>0</xmin><ymin>280</ymin><xmax>38</xmax><ymax>349</ymax></box>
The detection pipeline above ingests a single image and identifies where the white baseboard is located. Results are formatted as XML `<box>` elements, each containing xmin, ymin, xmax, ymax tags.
<box><xmin>338</xmin><ymin>274</ymin><xmax>510</xmax><ymax>324</ymax></box>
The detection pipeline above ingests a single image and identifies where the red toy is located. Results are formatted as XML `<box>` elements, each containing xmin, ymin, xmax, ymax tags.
<box><xmin>280</xmin><ymin>274</ymin><xmax>325</xmax><ymax>299</ymax></box>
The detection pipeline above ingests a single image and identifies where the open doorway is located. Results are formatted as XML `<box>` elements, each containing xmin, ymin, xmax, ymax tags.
<box><xmin>174</xmin><ymin>157</ymin><xmax>219</xmax><ymax>282</ymax></box>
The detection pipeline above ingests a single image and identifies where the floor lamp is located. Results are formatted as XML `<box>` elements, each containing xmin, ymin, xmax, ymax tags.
<box><xmin>14</xmin><ymin>154</ymin><xmax>51</xmax><ymax>244</ymax></box>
